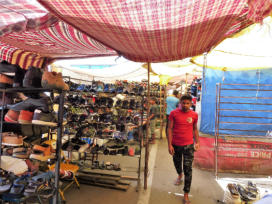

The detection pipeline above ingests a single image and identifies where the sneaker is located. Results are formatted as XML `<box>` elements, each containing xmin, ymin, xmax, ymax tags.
<box><xmin>227</xmin><ymin>183</ymin><xmax>239</xmax><ymax>198</ymax></box>
<box><xmin>4</xmin><ymin>110</ymin><xmax>20</xmax><ymax>123</ymax></box>
<box><xmin>32</xmin><ymin>109</ymin><xmax>57</xmax><ymax>126</ymax></box>
<box><xmin>18</xmin><ymin>110</ymin><xmax>33</xmax><ymax>124</ymax></box>
<box><xmin>30</xmin><ymin>144</ymin><xmax>55</xmax><ymax>161</ymax></box>
<box><xmin>0</xmin><ymin>74</ymin><xmax>13</xmax><ymax>88</ymax></box>
<box><xmin>7</xmin><ymin>97</ymin><xmax>52</xmax><ymax>112</ymax></box>
<box><xmin>23</xmin><ymin>66</ymin><xmax>42</xmax><ymax>88</ymax></box>
<box><xmin>41</xmin><ymin>71</ymin><xmax>69</xmax><ymax>90</ymax></box>
<box><xmin>2</xmin><ymin>132</ymin><xmax>23</xmax><ymax>146</ymax></box>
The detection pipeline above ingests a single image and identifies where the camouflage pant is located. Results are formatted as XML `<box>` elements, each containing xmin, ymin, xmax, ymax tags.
<box><xmin>173</xmin><ymin>144</ymin><xmax>194</xmax><ymax>193</ymax></box>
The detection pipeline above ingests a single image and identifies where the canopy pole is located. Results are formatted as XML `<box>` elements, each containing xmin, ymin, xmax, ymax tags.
<box><xmin>159</xmin><ymin>85</ymin><xmax>163</xmax><ymax>139</ymax></box>
<box><xmin>144</xmin><ymin>62</ymin><xmax>151</xmax><ymax>190</ymax></box>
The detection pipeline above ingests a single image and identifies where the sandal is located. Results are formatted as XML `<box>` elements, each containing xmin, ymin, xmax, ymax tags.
<box><xmin>174</xmin><ymin>178</ymin><xmax>183</xmax><ymax>186</ymax></box>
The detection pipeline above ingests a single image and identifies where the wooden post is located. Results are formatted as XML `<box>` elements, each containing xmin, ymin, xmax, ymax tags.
<box><xmin>144</xmin><ymin>62</ymin><xmax>151</xmax><ymax>190</ymax></box>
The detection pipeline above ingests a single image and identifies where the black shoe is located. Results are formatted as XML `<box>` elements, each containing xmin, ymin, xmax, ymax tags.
<box><xmin>0</xmin><ymin>61</ymin><xmax>17</xmax><ymax>73</ymax></box>
<box><xmin>7</xmin><ymin>97</ymin><xmax>52</xmax><ymax>112</ymax></box>
<box><xmin>32</xmin><ymin>109</ymin><xmax>57</xmax><ymax>126</ymax></box>
<box><xmin>23</xmin><ymin>66</ymin><xmax>42</xmax><ymax>88</ymax></box>
<box><xmin>13</xmin><ymin>67</ymin><xmax>26</xmax><ymax>88</ymax></box>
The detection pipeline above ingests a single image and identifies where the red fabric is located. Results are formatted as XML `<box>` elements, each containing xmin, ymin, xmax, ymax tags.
<box><xmin>169</xmin><ymin>109</ymin><xmax>198</xmax><ymax>146</ymax></box>
<box><xmin>0</xmin><ymin>0</ymin><xmax>272</xmax><ymax>62</ymax></box>
<box><xmin>0</xmin><ymin>0</ymin><xmax>58</xmax><ymax>37</ymax></box>
<box><xmin>37</xmin><ymin>0</ymin><xmax>272</xmax><ymax>62</ymax></box>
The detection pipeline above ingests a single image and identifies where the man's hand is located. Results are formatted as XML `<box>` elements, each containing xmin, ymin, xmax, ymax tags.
<box><xmin>194</xmin><ymin>143</ymin><xmax>200</xmax><ymax>151</ymax></box>
<box><xmin>168</xmin><ymin>145</ymin><xmax>175</xmax><ymax>155</ymax></box>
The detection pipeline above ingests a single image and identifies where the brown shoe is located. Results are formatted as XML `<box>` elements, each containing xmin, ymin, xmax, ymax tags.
<box><xmin>0</xmin><ymin>74</ymin><xmax>13</xmax><ymax>88</ymax></box>
<box><xmin>41</xmin><ymin>71</ymin><xmax>69</xmax><ymax>90</ymax></box>
<box><xmin>2</xmin><ymin>132</ymin><xmax>23</xmax><ymax>146</ymax></box>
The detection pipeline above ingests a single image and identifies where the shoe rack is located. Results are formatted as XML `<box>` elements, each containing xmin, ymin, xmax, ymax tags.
<box><xmin>63</xmin><ymin>77</ymin><xmax>146</xmax><ymax>190</ymax></box>
<box><xmin>0</xmin><ymin>87</ymin><xmax>66</xmax><ymax>204</ymax></box>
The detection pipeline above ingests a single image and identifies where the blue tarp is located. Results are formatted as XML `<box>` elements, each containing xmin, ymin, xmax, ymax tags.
<box><xmin>200</xmin><ymin>68</ymin><xmax>272</xmax><ymax>136</ymax></box>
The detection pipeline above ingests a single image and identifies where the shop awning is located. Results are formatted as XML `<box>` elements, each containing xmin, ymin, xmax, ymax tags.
<box><xmin>1</xmin><ymin>0</ymin><xmax>272</xmax><ymax>67</ymax></box>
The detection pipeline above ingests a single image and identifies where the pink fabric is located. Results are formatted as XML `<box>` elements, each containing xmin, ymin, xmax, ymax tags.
<box><xmin>169</xmin><ymin>109</ymin><xmax>198</xmax><ymax>146</ymax></box>
<box><xmin>37</xmin><ymin>0</ymin><xmax>272</xmax><ymax>62</ymax></box>
<box><xmin>0</xmin><ymin>0</ymin><xmax>58</xmax><ymax>37</ymax></box>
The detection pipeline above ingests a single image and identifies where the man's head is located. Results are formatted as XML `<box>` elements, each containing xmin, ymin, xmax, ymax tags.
<box><xmin>173</xmin><ymin>90</ymin><xmax>179</xmax><ymax>97</ymax></box>
<box><xmin>180</xmin><ymin>94</ymin><xmax>192</xmax><ymax>112</ymax></box>
<box><xmin>150</xmin><ymin>97</ymin><xmax>156</xmax><ymax>105</ymax></box>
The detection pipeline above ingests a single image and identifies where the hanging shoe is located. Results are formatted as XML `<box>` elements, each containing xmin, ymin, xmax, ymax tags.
<box><xmin>23</xmin><ymin>66</ymin><xmax>42</xmax><ymax>88</ymax></box>
<box><xmin>41</xmin><ymin>71</ymin><xmax>69</xmax><ymax>90</ymax></box>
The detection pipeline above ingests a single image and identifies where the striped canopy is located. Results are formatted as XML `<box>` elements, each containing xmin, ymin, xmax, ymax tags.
<box><xmin>0</xmin><ymin>0</ymin><xmax>272</xmax><ymax>68</ymax></box>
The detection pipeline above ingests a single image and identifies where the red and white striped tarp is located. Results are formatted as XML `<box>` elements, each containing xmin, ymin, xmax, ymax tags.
<box><xmin>37</xmin><ymin>0</ymin><xmax>272</xmax><ymax>62</ymax></box>
<box><xmin>1</xmin><ymin>0</ymin><xmax>272</xmax><ymax>65</ymax></box>
<box><xmin>0</xmin><ymin>0</ymin><xmax>58</xmax><ymax>37</ymax></box>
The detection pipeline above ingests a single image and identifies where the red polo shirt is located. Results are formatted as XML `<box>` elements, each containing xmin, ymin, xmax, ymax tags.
<box><xmin>169</xmin><ymin>108</ymin><xmax>198</xmax><ymax>146</ymax></box>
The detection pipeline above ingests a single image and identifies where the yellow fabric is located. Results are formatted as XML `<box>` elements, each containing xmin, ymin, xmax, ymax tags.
<box><xmin>159</xmin><ymin>75</ymin><xmax>171</xmax><ymax>85</ymax></box>
<box><xmin>10</xmin><ymin>49</ymin><xmax>45</xmax><ymax>69</ymax></box>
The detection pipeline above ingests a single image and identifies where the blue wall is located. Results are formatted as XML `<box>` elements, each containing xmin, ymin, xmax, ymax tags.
<box><xmin>200</xmin><ymin>68</ymin><xmax>272</xmax><ymax>136</ymax></box>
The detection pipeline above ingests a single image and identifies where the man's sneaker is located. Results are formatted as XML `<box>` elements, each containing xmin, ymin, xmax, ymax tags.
<box><xmin>32</xmin><ymin>109</ymin><xmax>57</xmax><ymax>126</ymax></box>
<box><xmin>13</xmin><ymin>67</ymin><xmax>26</xmax><ymax>88</ymax></box>
<box><xmin>18</xmin><ymin>110</ymin><xmax>33</xmax><ymax>124</ymax></box>
<box><xmin>2</xmin><ymin>132</ymin><xmax>23</xmax><ymax>146</ymax></box>
<box><xmin>23</xmin><ymin>66</ymin><xmax>42</xmax><ymax>88</ymax></box>
<box><xmin>4</xmin><ymin>110</ymin><xmax>20</xmax><ymax>123</ymax></box>
<box><xmin>0</xmin><ymin>61</ymin><xmax>17</xmax><ymax>73</ymax></box>
<box><xmin>0</xmin><ymin>74</ymin><xmax>13</xmax><ymax>88</ymax></box>
<box><xmin>41</xmin><ymin>71</ymin><xmax>69</xmax><ymax>90</ymax></box>
<box><xmin>7</xmin><ymin>97</ymin><xmax>52</xmax><ymax>112</ymax></box>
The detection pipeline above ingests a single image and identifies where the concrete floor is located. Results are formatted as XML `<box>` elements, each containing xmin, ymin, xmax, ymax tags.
<box><xmin>64</xmin><ymin>137</ymin><xmax>225</xmax><ymax>204</ymax></box>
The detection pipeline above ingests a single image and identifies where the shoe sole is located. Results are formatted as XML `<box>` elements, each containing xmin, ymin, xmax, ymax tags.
<box><xmin>30</xmin><ymin>154</ymin><xmax>54</xmax><ymax>161</ymax></box>
<box><xmin>2</xmin><ymin>142</ymin><xmax>23</xmax><ymax>146</ymax></box>
<box><xmin>32</xmin><ymin>120</ymin><xmax>57</xmax><ymax>127</ymax></box>
<box><xmin>4</xmin><ymin>115</ymin><xmax>18</xmax><ymax>123</ymax></box>
<box><xmin>18</xmin><ymin>119</ymin><xmax>32</xmax><ymax>124</ymax></box>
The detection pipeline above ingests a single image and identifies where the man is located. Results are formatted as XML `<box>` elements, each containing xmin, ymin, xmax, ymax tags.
<box><xmin>167</xmin><ymin>94</ymin><xmax>200</xmax><ymax>204</ymax></box>
<box><xmin>165</xmin><ymin>90</ymin><xmax>179</xmax><ymax>136</ymax></box>
<box><xmin>149</xmin><ymin>98</ymin><xmax>158</xmax><ymax>144</ymax></box>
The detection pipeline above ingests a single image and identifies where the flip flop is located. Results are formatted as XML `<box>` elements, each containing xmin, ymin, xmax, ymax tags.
<box><xmin>174</xmin><ymin>178</ymin><xmax>183</xmax><ymax>186</ymax></box>
<box><xmin>183</xmin><ymin>199</ymin><xmax>191</xmax><ymax>204</ymax></box>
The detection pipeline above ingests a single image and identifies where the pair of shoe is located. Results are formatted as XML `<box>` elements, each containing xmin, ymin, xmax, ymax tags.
<box><xmin>30</xmin><ymin>143</ymin><xmax>55</xmax><ymax>161</ymax></box>
<box><xmin>3</xmin><ymin>147</ymin><xmax>31</xmax><ymax>159</ymax></box>
<box><xmin>5</xmin><ymin>109</ymin><xmax>34</xmax><ymax>124</ymax></box>
<box><xmin>2</xmin><ymin>132</ymin><xmax>24</xmax><ymax>146</ymax></box>
<box><xmin>23</xmin><ymin>67</ymin><xmax>69</xmax><ymax>90</ymax></box>
<box><xmin>5</xmin><ymin>108</ymin><xmax>57</xmax><ymax>126</ymax></box>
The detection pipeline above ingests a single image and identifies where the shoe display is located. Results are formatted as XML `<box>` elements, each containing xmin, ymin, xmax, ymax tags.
<box><xmin>7</xmin><ymin>97</ymin><xmax>52</xmax><ymax>112</ymax></box>
<box><xmin>32</xmin><ymin>109</ymin><xmax>57</xmax><ymax>126</ymax></box>
<box><xmin>23</xmin><ymin>66</ymin><xmax>43</xmax><ymax>88</ymax></box>
<box><xmin>4</xmin><ymin>110</ymin><xmax>20</xmax><ymax>123</ymax></box>
<box><xmin>18</xmin><ymin>110</ymin><xmax>33</xmax><ymax>124</ymax></box>
<box><xmin>41</xmin><ymin>71</ymin><xmax>69</xmax><ymax>90</ymax></box>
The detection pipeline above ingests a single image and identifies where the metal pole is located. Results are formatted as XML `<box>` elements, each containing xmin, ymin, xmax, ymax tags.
<box><xmin>214</xmin><ymin>84</ymin><xmax>219</xmax><ymax>179</ymax></box>
<box><xmin>159</xmin><ymin>85</ymin><xmax>163</xmax><ymax>139</ymax></box>
<box><xmin>0</xmin><ymin>90</ymin><xmax>6</xmax><ymax>167</ymax></box>
<box><xmin>136</xmin><ymin>95</ymin><xmax>144</xmax><ymax>192</ymax></box>
<box><xmin>53</xmin><ymin>91</ymin><xmax>65</xmax><ymax>204</ymax></box>
<box><xmin>144</xmin><ymin>62</ymin><xmax>151</xmax><ymax>190</ymax></box>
